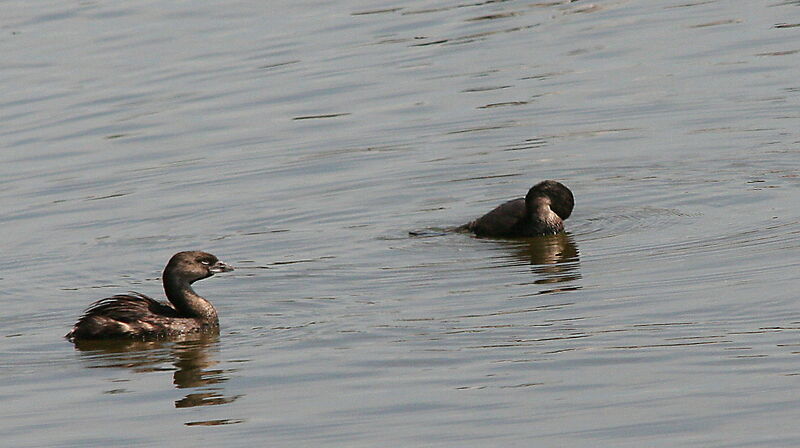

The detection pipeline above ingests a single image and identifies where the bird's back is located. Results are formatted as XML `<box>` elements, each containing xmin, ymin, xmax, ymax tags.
<box><xmin>66</xmin><ymin>293</ymin><xmax>207</xmax><ymax>340</ymax></box>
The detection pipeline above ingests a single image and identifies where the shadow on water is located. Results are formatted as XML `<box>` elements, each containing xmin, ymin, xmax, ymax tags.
<box><xmin>72</xmin><ymin>334</ymin><xmax>243</xmax><ymax>416</ymax></box>
<box><xmin>502</xmin><ymin>232</ymin><xmax>581</xmax><ymax>286</ymax></box>
<box><xmin>410</xmin><ymin>227</ymin><xmax>580</xmax><ymax>290</ymax></box>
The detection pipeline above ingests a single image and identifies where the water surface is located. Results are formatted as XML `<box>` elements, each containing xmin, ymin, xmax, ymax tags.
<box><xmin>2</xmin><ymin>0</ymin><xmax>800</xmax><ymax>446</ymax></box>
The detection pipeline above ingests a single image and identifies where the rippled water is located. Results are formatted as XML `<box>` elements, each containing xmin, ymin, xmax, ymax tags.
<box><xmin>3</xmin><ymin>0</ymin><xmax>800</xmax><ymax>446</ymax></box>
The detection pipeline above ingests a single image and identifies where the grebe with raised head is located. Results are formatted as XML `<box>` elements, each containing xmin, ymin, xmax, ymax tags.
<box><xmin>66</xmin><ymin>251</ymin><xmax>233</xmax><ymax>340</ymax></box>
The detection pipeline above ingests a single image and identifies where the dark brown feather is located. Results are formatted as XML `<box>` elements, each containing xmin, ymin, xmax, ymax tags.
<box><xmin>66</xmin><ymin>251</ymin><xmax>232</xmax><ymax>341</ymax></box>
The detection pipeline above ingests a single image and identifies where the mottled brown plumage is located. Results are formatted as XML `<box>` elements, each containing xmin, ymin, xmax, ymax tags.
<box><xmin>66</xmin><ymin>251</ymin><xmax>233</xmax><ymax>341</ymax></box>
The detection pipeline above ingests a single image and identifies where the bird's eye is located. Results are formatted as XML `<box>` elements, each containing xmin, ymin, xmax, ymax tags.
<box><xmin>200</xmin><ymin>260</ymin><xmax>210</xmax><ymax>266</ymax></box>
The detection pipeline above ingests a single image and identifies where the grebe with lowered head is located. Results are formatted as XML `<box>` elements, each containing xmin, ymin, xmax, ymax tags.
<box><xmin>66</xmin><ymin>251</ymin><xmax>233</xmax><ymax>341</ymax></box>
<box><xmin>459</xmin><ymin>180</ymin><xmax>574</xmax><ymax>238</ymax></box>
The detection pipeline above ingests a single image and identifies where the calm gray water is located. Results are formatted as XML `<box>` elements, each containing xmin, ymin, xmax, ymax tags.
<box><xmin>2</xmin><ymin>0</ymin><xmax>800</xmax><ymax>446</ymax></box>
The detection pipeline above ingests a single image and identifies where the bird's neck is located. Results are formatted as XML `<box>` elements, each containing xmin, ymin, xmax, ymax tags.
<box><xmin>527</xmin><ymin>196</ymin><xmax>564</xmax><ymax>233</ymax></box>
<box><xmin>163</xmin><ymin>275</ymin><xmax>218</xmax><ymax>324</ymax></box>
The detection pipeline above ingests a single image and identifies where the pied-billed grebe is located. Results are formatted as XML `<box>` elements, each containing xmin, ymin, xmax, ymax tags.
<box><xmin>459</xmin><ymin>180</ymin><xmax>574</xmax><ymax>238</ymax></box>
<box><xmin>66</xmin><ymin>251</ymin><xmax>234</xmax><ymax>341</ymax></box>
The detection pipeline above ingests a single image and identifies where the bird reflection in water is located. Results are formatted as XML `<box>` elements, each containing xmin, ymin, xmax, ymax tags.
<box><xmin>72</xmin><ymin>333</ymin><xmax>242</xmax><ymax>409</ymax></box>
<box><xmin>505</xmin><ymin>232</ymin><xmax>581</xmax><ymax>289</ymax></box>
